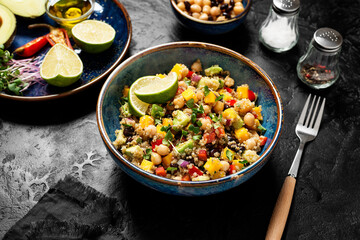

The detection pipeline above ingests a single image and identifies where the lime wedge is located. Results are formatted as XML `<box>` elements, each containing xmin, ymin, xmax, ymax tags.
<box><xmin>128</xmin><ymin>76</ymin><xmax>152</xmax><ymax>117</ymax></box>
<box><xmin>40</xmin><ymin>43</ymin><xmax>83</xmax><ymax>87</ymax></box>
<box><xmin>134</xmin><ymin>72</ymin><xmax>178</xmax><ymax>104</ymax></box>
<box><xmin>71</xmin><ymin>20</ymin><xmax>116</xmax><ymax>54</ymax></box>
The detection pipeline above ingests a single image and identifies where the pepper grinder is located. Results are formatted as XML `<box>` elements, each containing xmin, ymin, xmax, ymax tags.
<box><xmin>297</xmin><ymin>28</ymin><xmax>343</xmax><ymax>89</ymax></box>
<box><xmin>259</xmin><ymin>0</ymin><xmax>300</xmax><ymax>53</ymax></box>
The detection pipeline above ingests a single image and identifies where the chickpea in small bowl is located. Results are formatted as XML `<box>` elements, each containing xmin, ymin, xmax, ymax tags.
<box><xmin>170</xmin><ymin>0</ymin><xmax>251</xmax><ymax>34</ymax></box>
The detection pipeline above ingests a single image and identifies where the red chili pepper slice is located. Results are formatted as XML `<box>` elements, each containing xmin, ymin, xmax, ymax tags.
<box><xmin>188</xmin><ymin>165</ymin><xmax>203</xmax><ymax>177</ymax></box>
<box><xmin>198</xmin><ymin>149</ymin><xmax>207</xmax><ymax>161</ymax></box>
<box><xmin>13</xmin><ymin>35</ymin><xmax>48</xmax><ymax>57</ymax></box>
<box><xmin>224</xmin><ymin>86</ymin><xmax>233</xmax><ymax>93</ymax></box>
<box><xmin>229</xmin><ymin>164</ymin><xmax>237</xmax><ymax>174</ymax></box>
<box><xmin>248</xmin><ymin>90</ymin><xmax>256</xmax><ymax>101</ymax></box>
<box><xmin>186</xmin><ymin>70</ymin><xmax>194</xmax><ymax>78</ymax></box>
<box><xmin>28</xmin><ymin>24</ymin><xmax>73</xmax><ymax>50</ymax></box>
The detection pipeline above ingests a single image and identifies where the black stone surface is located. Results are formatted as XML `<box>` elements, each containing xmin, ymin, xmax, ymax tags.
<box><xmin>1</xmin><ymin>0</ymin><xmax>360</xmax><ymax>239</ymax></box>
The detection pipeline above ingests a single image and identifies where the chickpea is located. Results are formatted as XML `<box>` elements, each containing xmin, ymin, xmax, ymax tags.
<box><xmin>156</xmin><ymin>144</ymin><xmax>170</xmax><ymax>156</ymax></box>
<box><xmin>174</xmin><ymin>95</ymin><xmax>185</xmax><ymax>109</ymax></box>
<box><xmin>145</xmin><ymin>125</ymin><xmax>157</xmax><ymax>138</ymax></box>
<box><xmin>202</xmin><ymin>5</ymin><xmax>211</xmax><ymax>14</ymax></box>
<box><xmin>177</xmin><ymin>2</ymin><xmax>186</xmax><ymax>11</ymax></box>
<box><xmin>216</xmin><ymin>15</ymin><xmax>226</xmax><ymax>21</ymax></box>
<box><xmin>213</xmin><ymin>101</ymin><xmax>224</xmax><ymax>113</ymax></box>
<box><xmin>188</xmin><ymin>0</ymin><xmax>194</xmax><ymax>4</ymax></box>
<box><xmin>151</xmin><ymin>152</ymin><xmax>162</xmax><ymax>165</ymax></box>
<box><xmin>196</xmin><ymin>90</ymin><xmax>205</xmax><ymax>100</ymax></box>
<box><xmin>200</xmin><ymin>117</ymin><xmax>212</xmax><ymax>131</ymax></box>
<box><xmin>220</xmin><ymin>161</ymin><xmax>230</xmax><ymax>171</ymax></box>
<box><xmin>203</xmin><ymin>105</ymin><xmax>211</xmax><ymax>114</ymax></box>
<box><xmin>236</xmin><ymin>99</ymin><xmax>254</xmax><ymax>115</ymax></box>
<box><xmin>224</xmin><ymin>76</ymin><xmax>235</xmax><ymax>87</ymax></box>
<box><xmin>190</xmin><ymin>4</ymin><xmax>201</xmax><ymax>13</ymax></box>
<box><xmin>234</xmin><ymin>5</ymin><xmax>244</xmax><ymax>15</ymax></box>
<box><xmin>203</xmin><ymin>0</ymin><xmax>211</xmax><ymax>6</ymax></box>
<box><xmin>178</xmin><ymin>81</ymin><xmax>188</xmax><ymax>90</ymax></box>
<box><xmin>180</xmin><ymin>66</ymin><xmax>189</xmax><ymax>80</ymax></box>
<box><xmin>183</xmin><ymin>108</ymin><xmax>193</xmax><ymax>115</ymax></box>
<box><xmin>192</xmin><ymin>12</ymin><xmax>200</xmax><ymax>18</ymax></box>
<box><xmin>191</xmin><ymin>59</ymin><xmax>202</xmax><ymax>72</ymax></box>
<box><xmin>194</xmin><ymin>0</ymin><xmax>203</xmax><ymax>6</ymax></box>
<box><xmin>224</xmin><ymin>0</ymin><xmax>230</xmax><ymax>3</ymax></box>
<box><xmin>199</xmin><ymin>13</ymin><xmax>209</xmax><ymax>20</ymax></box>
<box><xmin>210</xmin><ymin>6</ymin><xmax>221</xmax><ymax>16</ymax></box>
<box><xmin>234</xmin><ymin>0</ymin><xmax>241</xmax><ymax>2</ymax></box>
<box><xmin>244</xmin><ymin>113</ymin><xmax>255</xmax><ymax>127</ymax></box>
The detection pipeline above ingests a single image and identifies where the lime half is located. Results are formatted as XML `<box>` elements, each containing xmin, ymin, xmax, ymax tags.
<box><xmin>134</xmin><ymin>72</ymin><xmax>178</xmax><ymax>104</ymax></box>
<box><xmin>71</xmin><ymin>20</ymin><xmax>116</xmax><ymax>54</ymax></box>
<box><xmin>40</xmin><ymin>44</ymin><xmax>83</xmax><ymax>87</ymax></box>
<box><xmin>128</xmin><ymin>76</ymin><xmax>152</xmax><ymax>117</ymax></box>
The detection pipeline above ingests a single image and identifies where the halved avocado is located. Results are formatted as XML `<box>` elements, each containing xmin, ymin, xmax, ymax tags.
<box><xmin>0</xmin><ymin>4</ymin><xmax>16</xmax><ymax>48</ymax></box>
<box><xmin>0</xmin><ymin>0</ymin><xmax>46</xmax><ymax>18</ymax></box>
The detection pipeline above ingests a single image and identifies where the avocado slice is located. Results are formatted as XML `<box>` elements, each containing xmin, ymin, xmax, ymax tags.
<box><xmin>0</xmin><ymin>4</ymin><xmax>16</xmax><ymax>48</ymax></box>
<box><xmin>172</xmin><ymin>110</ymin><xmax>190</xmax><ymax>131</ymax></box>
<box><xmin>205</xmin><ymin>65</ymin><xmax>223</xmax><ymax>76</ymax></box>
<box><xmin>113</xmin><ymin>129</ymin><xmax>127</xmax><ymax>149</ymax></box>
<box><xmin>0</xmin><ymin>0</ymin><xmax>46</xmax><ymax>18</ymax></box>
<box><xmin>124</xmin><ymin>145</ymin><xmax>143</xmax><ymax>159</ymax></box>
<box><xmin>233</xmin><ymin>116</ymin><xmax>244</xmax><ymax>129</ymax></box>
<box><xmin>175</xmin><ymin>139</ymin><xmax>195</xmax><ymax>153</ymax></box>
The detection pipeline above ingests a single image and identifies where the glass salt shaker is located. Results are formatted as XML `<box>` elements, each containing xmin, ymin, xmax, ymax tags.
<box><xmin>297</xmin><ymin>28</ymin><xmax>343</xmax><ymax>89</ymax></box>
<box><xmin>259</xmin><ymin>0</ymin><xmax>300</xmax><ymax>53</ymax></box>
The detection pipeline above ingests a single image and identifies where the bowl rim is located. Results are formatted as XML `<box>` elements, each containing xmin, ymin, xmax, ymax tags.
<box><xmin>97</xmin><ymin>41</ymin><xmax>283</xmax><ymax>187</ymax></box>
<box><xmin>45</xmin><ymin>0</ymin><xmax>95</xmax><ymax>23</ymax></box>
<box><xmin>169</xmin><ymin>0</ymin><xmax>252</xmax><ymax>25</ymax></box>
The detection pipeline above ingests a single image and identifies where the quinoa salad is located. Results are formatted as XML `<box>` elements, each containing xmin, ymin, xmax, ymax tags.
<box><xmin>113</xmin><ymin>60</ymin><xmax>268</xmax><ymax>181</ymax></box>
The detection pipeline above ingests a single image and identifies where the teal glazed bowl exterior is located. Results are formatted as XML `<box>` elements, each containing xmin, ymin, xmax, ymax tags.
<box><xmin>97</xmin><ymin>42</ymin><xmax>283</xmax><ymax>196</ymax></box>
<box><xmin>169</xmin><ymin>0</ymin><xmax>251</xmax><ymax>35</ymax></box>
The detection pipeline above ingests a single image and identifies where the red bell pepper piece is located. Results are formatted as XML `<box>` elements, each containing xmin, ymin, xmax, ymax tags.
<box><xmin>198</xmin><ymin>149</ymin><xmax>207</xmax><ymax>161</ymax></box>
<box><xmin>186</xmin><ymin>70</ymin><xmax>194</xmax><ymax>78</ymax></box>
<box><xmin>188</xmin><ymin>165</ymin><xmax>203</xmax><ymax>177</ymax></box>
<box><xmin>229</xmin><ymin>164</ymin><xmax>237</xmax><ymax>174</ymax></box>
<box><xmin>13</xmin><ymin>35</ymin><xmax>48</xmax><ymax>57</ymax></box>
<box><xmin>216</xmin><ymin>127</ymin><xmax>225</xmax><ymax>137</ymax></box>
<box><xmin>28</xmin><ymin>24</ymin><xmax>73</xmax><ymax>50</ymax></box>
<box><xmin>152</xmin><ymin>139</ymin><xmax>163</xmax><ymax>151</ymax></box>
<box><xmin>248</xmin><ymin>90</ymin><xmax>256</xmax><ymax>101</ymax></box>
<box><xmin>226</xmin><ymin>99</ymin><xmax>237</xmax><ymax>106</ymax></box>
<box><xmin>224</xmin><ymin>86</ymin><xmax>233</xmax><ymax>93</ymax></box>
<box><xmin>181</xmin><ymin>174</ymin><xmax>191</xmax><ymax>181</ymax></box>
<box><xmin>203</xmin><ymin>131</ymin><xmax>216</xmax><ymax>144</ymax></box>
<box><xmin>259</xmin><ymin>136</ymin><xmax>268</xmax><ymax>146</ymax></box>
<box><xmin>176</xmin><ymin>87</ymin><xmax>185</xmax><ymax>95</ymax></box>
<box><xmin>156</xmin><ymin>167</ymin><xmax>167</xmax><ymax>177</ymax></box>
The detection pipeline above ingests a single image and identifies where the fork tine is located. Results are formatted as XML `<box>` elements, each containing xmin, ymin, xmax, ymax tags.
<box><xmin>298</xmin><ymin>94</ymin><xmax>311</xmax><ymax>125</ymax></box>
<box><xmin>304</xmin><ymin>95</ymin><xmax>316</xmax><ymax>127</ymax></box>
<box><xmin>313</xmin><ymin>97</ymin><xmax>326</xmax><ymax>132</ymax></box>
<box><xmin>309</xmin><ymin>96</ymin><xmax>321</xmax><ymax>128</ymax></box>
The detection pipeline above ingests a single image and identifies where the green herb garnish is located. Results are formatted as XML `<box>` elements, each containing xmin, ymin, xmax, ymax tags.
<box><xmin>226</xmin><ymin>149</ymin><xmax>234</xmax><ymax>161</ymax></box>
<box><xmin>204</xmin><ymin>86</ymin><xmax>210</xmax><ymax>96</ymax></box>
<box><xmin>144</xmin><ymin>149</ymin><xmax>152</xmax><ymax>160</ymax></box>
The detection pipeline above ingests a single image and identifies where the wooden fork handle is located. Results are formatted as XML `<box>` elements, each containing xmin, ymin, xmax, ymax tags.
<box><xmin>265</xmin><ymin>176</ymin><xmax>296</xmax><ymax>240</ymax></box>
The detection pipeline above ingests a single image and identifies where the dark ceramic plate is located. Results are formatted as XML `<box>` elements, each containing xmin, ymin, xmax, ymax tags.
<box><xmin>1</xmin><ymin>0</ymin><xmax>131</xmax><ymax>101</ymax></box>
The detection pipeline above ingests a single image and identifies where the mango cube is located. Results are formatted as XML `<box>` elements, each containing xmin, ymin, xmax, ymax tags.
<box><xmin>204</xmin><ymin>91</ymin><xmax>216</xmax><ymax>104</ymax></box>
<box><xmin>222</xmin><ymin>108</ymin><xmax>238</xmax><ymax>120</ymax></box>
<box><xmin>236</xmin><ymin>85</ymin><xmax>249</xmax><ymax>99</ymax></box>
<box><xmin>162</xmin><ymin>118</ymin><xmax>173</xmax><ymax>126</ymax></box>
<box><xmin>170</xmin><ymin>63</ymin><xmax>183</xmax><ymax>76</ymax></box>
<box><xmin>182</xmin><ymin>88</ymin><xmax>198</xmax><ymax>102</ymax></box>
<box><xmin>218</xmin><ymin>89</ymin><xmax>233</xmax><ymax>101</ymax></box>
<box><xmin>232</xmin><ymin>160</ymin><xmax>244</xmax><ymax>170</ymax></box>
<box><xmin>234</xmin><ymin>127</ymin><xmax>250</xmax><ymax>143</ymax></box>
<box><xmin>140</xmin><ymin>159</ymin><xmax>154</xmax><ymax>172</ymax></box>
<box><xmin>162</xmin><ymin>153</ymin><xmax>172</xmax><ymax>168</ymax></box>
<box><xmin>204</xmin><ymin>157</ymin><xmax>222</xmax><ymax>175</ymax></box>
<box><xmin>252</xmin><ymin>106</ymin><xmax>263</xmax><ymax>121</ymax></box>
<box><xmin>139</xmin><ymin>115</ymin><xmax>154</xmax><ymax>128</ymax></box>
<box><xmin>156</xmin><ymin>124</ymin><xmax>166</xmax><ymax>137</ymax></box>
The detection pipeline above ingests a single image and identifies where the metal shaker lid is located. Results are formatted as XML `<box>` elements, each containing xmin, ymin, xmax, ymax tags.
<box><xmin>272</xmin><ymin>0</ymin><xmax>300</xmax><ymax>15</ymax></box>
<box><xmin>313</xmin><ymin>28</ymin><xmax>343</xmax><ymax>52</ymax></box>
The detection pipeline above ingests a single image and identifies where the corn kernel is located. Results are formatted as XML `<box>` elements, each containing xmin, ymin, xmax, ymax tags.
<box><xmin>234</xmin><ymin>127</ymin><xmax>250</xmax><ymax>143</ymax></box>
<box><xmin>204</xmin><ymin>157</ymin><xmax>222</xmax><ymax>175</ymax></box>
<box><xmin>236</xmin><ymin>85</ymin><xmax>249</xmax><ymax>99</ymax></box>
<box><xmin>139</xmin><ymin>115</ymin><xmax>154</xmax><ymax>128</ymax></box>
<box><xmin>182</xmin><ymin>88</ymin><xmax>198</xmax><ymax>102</ymax></box>
<box><xmin>162</xmin><ymin>153</ymin><xmax>172</xmax><ymax>168</ymax></box>
<box><xmin>140</xmin><ymin>159</ymin><xmax>154</xmax><ymax>172</ymax></box>
<box><xmin>204</xmin><ymin>91</ymin><xmax>216</xmax><ymax>104</ymax></box>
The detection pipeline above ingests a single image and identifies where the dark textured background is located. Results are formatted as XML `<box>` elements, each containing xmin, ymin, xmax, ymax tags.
<box><xmin>1</xmin><ymin>0</ymin><xmax>360</xmax><ymax>239</ymax></box>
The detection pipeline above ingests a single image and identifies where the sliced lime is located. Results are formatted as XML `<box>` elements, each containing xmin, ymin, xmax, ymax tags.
<box><xmin>128</xmin><ymin>76</ymin><xmax>152</xmax><ymax>117</ymax></box>
<box><xmin>134</xmin><ymin>72</ymin><xmax>178</xmax><ymax>104</ymax></box>
<box><xmin>40</xmin><ymin>43</ymin><xmax>83</xmax><ymax>87</ymax></box>
<box><xmin>71</xmin><ymin>20</ymin><xmax>116</xmax><ymax>54</ymax></box>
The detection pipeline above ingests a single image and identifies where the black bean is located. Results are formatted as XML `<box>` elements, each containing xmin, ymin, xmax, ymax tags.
<box><xmin>211</xmin><ymin>0</ymin><xmax>217</xmax><ymax>7</ymax></box>
<box><xmin>205</xmin><ymin>143</ymin><xmax>213</xmax><ymax>149</ymax></box>
<box><xmin>224</xmin><ymin>104</ymin><xmax>231</xmax><ymax>110</ymax></box>
<box><xmin>208</xmin><ymin>15</ymin><xmax>214</xmax><ymax>21</ymax></box>
<box><xmin>218</xmin><ymin>0</ymin><xmax>224</xmax><ymax>3</ymax></box>
<box><xmin>170</xmin><ymin>163</ymin><xmax>178</xmax><ymax>167</ymax></box>
<box><xmin>123</xmin><ymin>126</ymin><xmax>134</xmax><ymax>136</ymax></box>
<box><xmin>239</xmin><ymin>146</ymin><xmax>245</xmax><ymax>152</ymax></box>
<box><xmin>227</xmin><ymin>134</ymin><xmax>235</xmax><ymax>142</ymax></box>
<box><xmin>220</xmin><ymin>3</ymin><xmax>228</xmax><ymax>10</ymax></box>
<box><xmin>164</xmin><ymin>113</ymin><xmax>172</xmax><ymax>118</ymax></box>
<box><xmin>184</xmin><ymin>1</ymin><xmax>191</xmax><ymax>11</ymax></box>
<box><xmin>222</xmin><ymin>12</ymin><xmax>230</xmax><ymax>18</ymax></box>
<box><xmin>227</xmin><ymin>5</ymin><xmax>234</xmax><ymax>12</ymax></box>
<box><xmin>209</xmin><ymin>148</ymin><xmax>219</xmax><ymax>157</ymax></box>
<box><xmin>126</xmin><ymin>137</ymin><xmax>133</xmax><ymax>143</ymax></box>
<box><xmin>230</xmin><ymin>0</ymin><xmax>235</xmax><ymax>6</ymax></box>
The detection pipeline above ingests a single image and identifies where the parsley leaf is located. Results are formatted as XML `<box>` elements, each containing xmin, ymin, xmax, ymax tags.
<box><xmin>186</xmin><ymin>98</ymin><xmax>195</xmax><ymax>108</ymax></box>
<box><xmin>196</xmin><ymin>120</ymin><xmax>202</xmax><ymax>127</ymax></box>
<box><xmin>144</xmin><ymin>149</ymin><xmax>152</xmax><ymax>160</ymax></box>
<box><xmin>189</xmin><ymin>124</ymin><xmax>200</xmax><ymax>134</ymax></box>
<box><xmin>164</xmin><ymin>130</ymin><xmax>174</xmax><ymax>141</ymax></box>
<box><xmin>185</xmin><ymin>79</ymin><xmax>191</xmax><ymax>86</ymax></box>
<box><xmin>215</xmin><ymin>94</ymin><xmax>224</xmax><ymax>102</ymax></box>
<box><xmin>226</xmin><ymin>149</ymin><xmax>234</xmax><ymax>161</ymax></box>
<box><xmin>204</xmin><ymin>86</ymin><xmax>210</xmax><ymax>96</ymax></box>
<box><xmin>160</xmin><ymin>125</ymin><xmax>171</xmax><ymax>132</ymax></box>
<box><xmin>166</xmin><ymin>167</ymin><xmax>178</xmax><ymax>174</ymax></box>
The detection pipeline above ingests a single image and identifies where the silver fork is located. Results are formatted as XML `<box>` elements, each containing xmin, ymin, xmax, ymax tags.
<box><xmin>265</xmin><ymin>94</ymin><xmax>326</xmax><ymax>240</ymax></box>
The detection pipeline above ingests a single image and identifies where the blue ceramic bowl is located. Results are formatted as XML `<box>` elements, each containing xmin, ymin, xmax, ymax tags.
<box><xmin>97</xmin><ymin>42</ymin><xmax>283</xmax><ymax>196</ymax></box>
<box><xmin>169</xmin><ymin>0</ymin><xmax>251</xmax><ymax>35</ymax></box>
